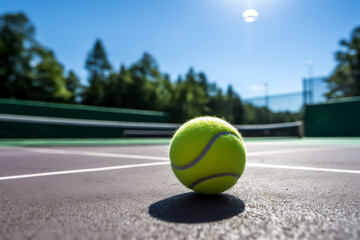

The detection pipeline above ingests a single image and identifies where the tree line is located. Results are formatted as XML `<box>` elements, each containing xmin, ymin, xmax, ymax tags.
<box><xmin>4</xmin><ymin>12</ymin><xmax>357</xmax><ymax>124</ymax></box>
<box><xmin>0</xmin><ymin>12</ymin><xmax>245</xmax><ymax>124</ymax></box>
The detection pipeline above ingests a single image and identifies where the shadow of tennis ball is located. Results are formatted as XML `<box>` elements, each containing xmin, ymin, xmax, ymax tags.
<box><xmin>148</xmin><ymin>192</ymin><xmax>245</xmax><ymax>223</ymax></box>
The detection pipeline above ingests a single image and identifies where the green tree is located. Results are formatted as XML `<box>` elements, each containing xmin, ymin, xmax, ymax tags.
<box><xmin>0</xmin><ymin>13</ymin><xmax>34</xmax><ymax>98</ymax></box>
<box><xmin>65</xmin><ymin>70</ymin><xmax>81</xmax><ymax>103</ymax></box>
<box><xmin>170</xmin><ymin>68</ymin><xmax>208</xmax><ymax>122</ymax></box>
<box><xmin>207</xmin><ymin>88</ymin><xmax>227</xmax><ymax>117</ymax></box>
<box><xmin>185</xmin><ymin>68</ymin><xmax>208</xmax><ymax>118</ymax></box>
<box><xmin>242</xmin><ymin>104</ymin><xmax>269</xmax><ymax>124</ymax></box>
<box><xmin>82</xmin><ymin>74</ymin><xmax>104</xmax><ymax>105</ymax></box>
<box><xmin>82</xmin><ymin>39</ymin><xmax>112</xmax><ymax>105</ymax></box>
<box><xmin>85</xmin><ymin>39</ymin><xmax>111</xmax><ymax>78</ymax></box>
<box><xmin>127</xmin><ymin>52</ymin><xmax>160</xmax><ymax>109</ymax></box>
<box><xmin>0</xmin><ymin>12</ymin><xmax>71</xmax><ymax>102</ymax></box>
<box><xmin>326</xmin><ymin>26</ymin><xmax>360</xmax><ymax>98</ymax></box>
<box><xmin>153</xmin><ymin>73</ymin><xmax>173</xmax><ymax>111</ymax></box>
<box><xmin>30</xmin><ymin>48</ymin><xmax>71</xmax><ymax>102</ymax></box>
<box><xmin>102</xmin><ymin>65</ymin><xmax>133</xmax><ymax>107</ymax></box>
<box><xmin>225</xmin><ymin>85</ymin><xmax>244</xmax><ymax>124</ymax></box>
<box><xmin>232</xmin><ymin>95</ymin><xmax>244</xmax><ymax>124</ymax></box>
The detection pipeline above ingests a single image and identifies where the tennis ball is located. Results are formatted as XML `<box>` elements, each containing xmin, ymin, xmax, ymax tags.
<box><xmin>169</xmin><ymin>116</ymin><xmax>246</xmax><ymax>194</ymax></box>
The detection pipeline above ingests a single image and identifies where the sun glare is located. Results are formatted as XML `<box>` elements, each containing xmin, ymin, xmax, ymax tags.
<box><xmin>243</xmin><ymin>9</ymin><xmax>259</xmax><ymax>22</ymax></box>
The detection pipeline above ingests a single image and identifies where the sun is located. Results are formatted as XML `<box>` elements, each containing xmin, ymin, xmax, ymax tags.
<box><xmin>243</xmin><ymin>9</ymin><xmax>259</xmax><ymax>23</ymax></box>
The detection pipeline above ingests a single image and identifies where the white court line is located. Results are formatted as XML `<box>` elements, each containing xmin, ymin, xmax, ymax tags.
<box><xmin>25</xmin><ymin>148</ymin><xmax>169</xmax><ymax>161</ymax></box>
<box><xmin>0</xmin><ymin>162</ymin><xmax>169</xmax><ymax>181</ymax></box>
<box><xmin>0</xmin><ymin>146</ymin><xmax>359</xmax><ymax>181</ymax></box>
<box><xmin>0</xmin><ymin>161</ymin><xmax>359</xmax><ymax>181</ymax></box>
<box><xmin>21</xmin><ymin>146</ymin><xmax>348</xmax><ymax>161</ymax></box>
<box><xmin>247</xmin><ymin>146</ymin><xmax>341</xmax><ymax>156</ymax></box>
<box><xmin>247</xmin><ymin>163</ymin><xmax>360</xmax><ymax>174</ymax></box>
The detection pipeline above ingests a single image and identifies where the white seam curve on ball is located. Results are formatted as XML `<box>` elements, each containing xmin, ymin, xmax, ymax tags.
<box><xmin>171</xmin><ymin>131</ymin><xmax>240</xmax><ymax>170</ymax></box>
<box><xmin>189</xmin><ymin>172</ymin><xmax>240</xmax><ymax>189</ymax></box>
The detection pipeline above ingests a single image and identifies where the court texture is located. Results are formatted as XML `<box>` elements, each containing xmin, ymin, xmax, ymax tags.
<box><xmin>1</xmin><ymin>137</ymin><xmax>359</xmax><ymax>239</ymax></box>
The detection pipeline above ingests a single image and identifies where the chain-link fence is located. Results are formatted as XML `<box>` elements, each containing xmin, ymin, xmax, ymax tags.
<box><xmin>242</xmin><ymin>77</ymin><xmax>331</xmax><ymax>124</ymax></box>
<box><xmin>243</xmin><ymin>92</ymin><xmax>304</xmax><ymax>113</ymax></box>
<box><xmin>303</xmin><ymin>77</ymin><xmax>329</xmax><ymax>105</ymax></box>
<box><xmin>242</xmin><ymin>92</ymin><xmax>303</xmax><ymax>124</ymax></box>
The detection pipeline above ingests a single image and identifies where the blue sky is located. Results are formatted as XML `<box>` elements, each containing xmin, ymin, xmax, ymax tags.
<box><xmin>2</xmin><ymin>0</ymin><xmax>360</xmax><ymax>98</ymax></box>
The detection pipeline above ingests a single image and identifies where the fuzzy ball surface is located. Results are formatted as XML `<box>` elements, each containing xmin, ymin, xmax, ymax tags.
<box><xmin>169</xmin><ymin>116</ymin><xmax>246</xmax><ymax>194</ymax></box>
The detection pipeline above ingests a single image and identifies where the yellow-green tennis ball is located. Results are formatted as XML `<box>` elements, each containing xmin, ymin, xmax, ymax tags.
<box><xmin>169</xmin><ymin>116</ymin><xmax>246</xmax><ymax>194</ymax></box>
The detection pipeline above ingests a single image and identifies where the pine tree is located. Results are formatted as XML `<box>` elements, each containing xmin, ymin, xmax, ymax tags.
<box><xmin>82</xmin><ymin>39</ymin><xmax>112</xmax><ymax>105</ymax></box>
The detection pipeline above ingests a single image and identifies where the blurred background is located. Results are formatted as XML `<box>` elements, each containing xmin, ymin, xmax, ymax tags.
<box><xmin>1</xmin><ymin>0</ymin><xmax>360</xmax><ymax>139</ymax></box>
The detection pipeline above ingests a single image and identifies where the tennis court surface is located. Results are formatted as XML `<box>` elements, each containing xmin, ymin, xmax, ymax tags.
<box><xmin>1</xmin><ymin>138</ymin><xmax>360</xmax><ymax>239</ymax></box>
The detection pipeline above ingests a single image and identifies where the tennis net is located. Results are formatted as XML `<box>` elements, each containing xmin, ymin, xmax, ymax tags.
<box><xmin>0</xmin><ymin>114</ymin><xmax>303</xmax><ymax>139</ymax></box>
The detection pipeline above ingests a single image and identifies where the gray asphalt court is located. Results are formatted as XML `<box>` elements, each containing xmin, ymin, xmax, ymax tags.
<box><xmin>1</xmin><ymin>140</ymin><xmax>360</xmax><ymax>239</ymax></box>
